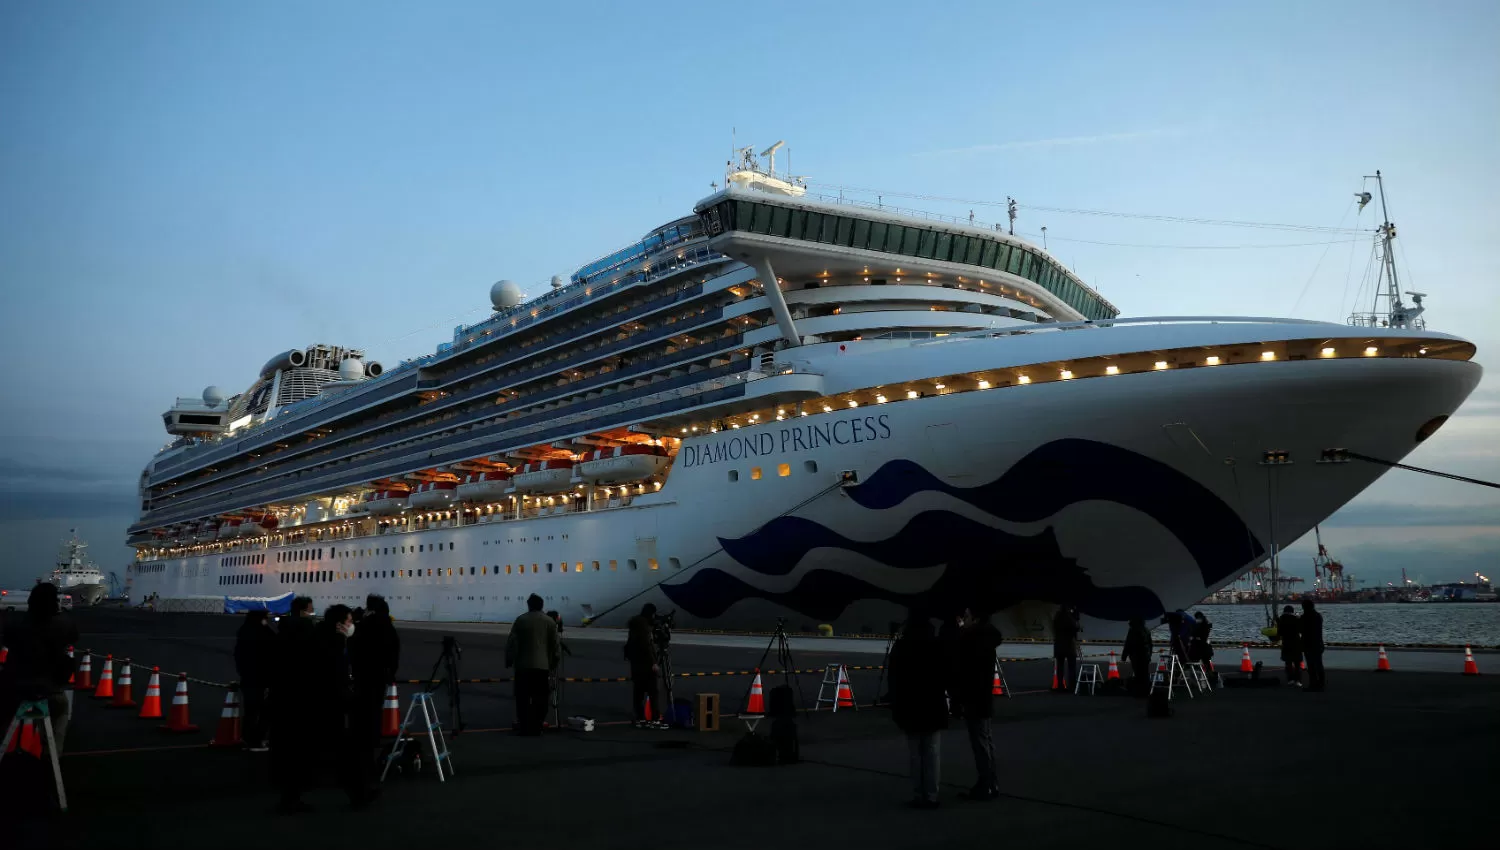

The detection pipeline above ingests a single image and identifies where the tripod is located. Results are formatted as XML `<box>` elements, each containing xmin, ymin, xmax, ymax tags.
<box><xmin>871</xmin><ymin>623</ymin><xmax>901</xmax><ymax>707</ymax></box>
<box><xmin>426</xmin><ymin>636</ymin><xmax>465</xmax><ymax>735</ymax></box>
<box><xmin>745</xmin><ymin>619</ymin><xmax>807</xmax><ymax>717</ymax></box>
<box><xmin>655</xmin><ymin>643</ymin><xmax>677</xmax><ymax>726</ymax></box>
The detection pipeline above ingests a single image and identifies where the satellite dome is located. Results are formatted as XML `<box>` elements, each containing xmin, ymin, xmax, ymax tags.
<box><xmin>202</xmin><ymin>386</ymin><xmax>225</xmax><ymax>407</ymax></box>
<box><xmin>490</xmin><ymin>279</ymin><xmax>523</xmax><ymax>310</ymax></box>
<box><xmin>550</xmin><ymin>275</ymin><xmax>566</xmax><ymax>290</ymax></box>
<box><xmin>338</xmin><ymin>358</ymin><xmax>365</xmax><ymax>381</ymax></box>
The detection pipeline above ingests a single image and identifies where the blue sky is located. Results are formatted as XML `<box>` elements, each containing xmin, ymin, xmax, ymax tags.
<box><xmin>1</xmin><ymin>0</ymin><xmax>1495</xmax><ymax>590</ymax></box>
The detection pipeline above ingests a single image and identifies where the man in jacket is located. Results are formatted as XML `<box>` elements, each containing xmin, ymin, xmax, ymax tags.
<box><xmin>505</xmin><ymin>594</ymin><xmax>560</xmax><ymax>735</ymax></box>
<box><xmin>1276</xmin><ymin>605</ymin><xmax>1302</xmax><ymax>687</ymax></box>
<box><xmin>1051</xmin><ymin>606</ymin><xmax>1080</xmax><ymax>691</ymax></box>
<box><xmin>349</xmin><ymin>595</ymin><xmax>400</xmax><ymax>763</ymax></box>
<box><xmin>234</xmin><ymin>610</ymin><xmax>277</xmax><ymax>751</ymax></box>
<box><xmin>1299</xmin><ymin>599</ymin><xmax>1326</xmax><ymax>692</ymax></box>
<box><xmin>270</xmin><ymin>596</ymin><xmax>323</xmax><ymax>812</ymax></box>
<box><xmin>956</xmin><ymin>608</ymin><xmax>1003</xmax><ymax>800</ymax></box>
<box><xmin>624</xmin><ymin>603</ymin><xmax>664</xmax><ymax>728</ymax></box>
<box><xmin>0</xmin><ymin>583</ymin><xmax>79</xmax><ymax>750</ymax></box>
<box><xmin>1122</xmin><ymin>618</ymin><xmax>1153</xmax><ymax>697</ymax></box>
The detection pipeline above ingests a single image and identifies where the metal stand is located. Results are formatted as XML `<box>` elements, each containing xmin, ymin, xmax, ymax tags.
<box><xmin>872</xmin><ymin>626</ymin><xmax>900</xmax><ymax>707</ymax></box>
<box><xmin>381</xmin><ymin>693</ymin><xmax>454</xmax><ymax>783</ymax></box>
<box><xmin>425</xmin><ymin>636</ymin><xmax>465</xmax><ymax>736</ymax></box>
<box><xmin>0</xmin><ymin>699</ymin><xmax>68</xmax><ymax>811</ymax></box>
<box><xmin>814</xmin><ymin>665</ymin><xmax>857</xmax><ymax>712</ymax></box>
<box><xmin>1149</xmin><ymin>652</ymin><xmax>1194</xmax><ymax>700</ymax></box>
<box><xmin>1186</xmin><ymin>661</ymin><xmax>1213</xmax><ymax>694</ymax></box>
<box><xmin>655</xmin><ymin>643</ymin><xmax>677</xmax><ymax>726</ymax></box>
<box><xmin>744</xmin><ymin>619</ymin><xmax>806</xmax><ymax>717</ymax></box>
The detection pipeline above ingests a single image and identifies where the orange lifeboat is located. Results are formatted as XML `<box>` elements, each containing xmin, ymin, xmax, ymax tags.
<box><xmin>217</xmin><ymin>519</ymin><xmax>242</xmax><ymax>540</ymax></box>
<box><xmin>511</xmin><ymin>458</ymin><xmax>576</xmax><ymax>494</ymax></box>
<box><xmin>456</xmin><ymin>470</ymin><xmax>513</xmax><ymax>503</ymax></box>
<box><xmin>364</xmin><ymin>487</ymin><xmax>411</xmax><ymax>517</ymax></box>
<box><xmin>577</xmin><ymin>444</ymin><xmax>670</xmax><ymax>484</ymax></box>
<box><xmin>408</xmin><ymin>480</ymin><xmax>459</xmax><ymax>510</ymax></box>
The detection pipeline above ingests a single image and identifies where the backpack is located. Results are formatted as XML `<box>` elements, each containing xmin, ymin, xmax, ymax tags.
<box><xmin>768</xmin><ymin>685</ymin><xmax>796</xmax><ymax>719</ymax></box>
<box><xmin>731</xmin><ymin>732</ymin><xmax>778</xmax><ymax>767</ymax></box>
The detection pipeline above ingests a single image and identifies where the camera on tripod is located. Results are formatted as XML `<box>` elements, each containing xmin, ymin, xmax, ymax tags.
<box><xmin>651</xmin><ymin>609</ymin><xmax>676</xmax><ymax>649</ymax></box>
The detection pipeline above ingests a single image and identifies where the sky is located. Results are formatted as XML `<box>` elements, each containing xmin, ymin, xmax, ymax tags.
<box><xmin>1</xmin><ymin>0</ymin><xmax>1496</xmax><ymax>591</ymax></box>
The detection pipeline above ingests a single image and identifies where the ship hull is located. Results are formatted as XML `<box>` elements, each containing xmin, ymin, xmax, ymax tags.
<box><xmin>127</xmin><ymin>353</ymin><xmax>1481</xmax><ymax>639</ymax></box>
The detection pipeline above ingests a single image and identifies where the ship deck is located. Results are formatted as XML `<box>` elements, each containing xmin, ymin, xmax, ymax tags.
<box><xmin>3</xmin><ymin>609</ymin><xmax>1492</xmax><ymax>849</ymax></box>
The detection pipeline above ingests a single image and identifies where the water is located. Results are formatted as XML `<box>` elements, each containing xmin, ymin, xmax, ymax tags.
<box><xmin>1186</xmin><ymin>603</ymin><xmax>1500</xmax><ymax>647</ymax></box>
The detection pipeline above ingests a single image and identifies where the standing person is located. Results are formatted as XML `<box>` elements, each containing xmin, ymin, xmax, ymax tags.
<box><xmin>0</xmin><ymin>583</ymin><xmax>79</xmax><ymax>751</ymax></box>
<box><xmin>314</xmin><ymin>604</ymin><xmax>375</xmax><ymax>808</ymax></box>
<box><xmin>1051</xmin><ymin>606</ymin><xmax>1080</xmax><ymax>691</ymax></box>
<box><xmin>234</xmin><ymin>610</ymin><xmax>277</xmax><ymax>752</ymax></box>
<box><xmin>955</xmin><ymin>608</ymin><xmax>1003</xmax><ymax>801</ymax></box>
<box><xmin>270</xmin><ymin>596</ymin><xmax>321</xmax><ymax>812</ymax></box>
<box><xmin>1122</xmin><ymin>617</ymin><xmax>1153</xmax><ymax>697</ymax></box>
<box><xmin>889</xmin><ymin>614</ymin><xmax>947</xmax><ymax>809</ymax></box>
<box><xmin>937</xmin><ymin>610</ymin><xmax>965</xmax><ymax>717</ymax></box>
<box><xmin>349</xmin><ymin>594</ymin><xmax>400</xmax><ymax>766</ymax></box>
<box><xmin>1191</xmin><ymin>611</ymin><xmax>1215</xmax><ymax>680</ymax></box>
<box><xmin>1276</xmin><ymin>605</ymin><xmax>1303</xmax><ymax>687</ymax></box>
<box><xmin>1299</xmin><ymin>600</ymin><xmax>1326</xmax><ymax>692</ymax></box>
<box><xmin>624</xmin><ymin>603</ymin><xmax>665</xmax><ymax>728</ymax></box>
<box><xmin>505</xmin><ymin>594</ymin><xmax>561</xmax><ymax>735</ymax></box>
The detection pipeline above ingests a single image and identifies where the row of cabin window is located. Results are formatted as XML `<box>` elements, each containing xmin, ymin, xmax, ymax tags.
<box><xmin>713</xmin><ymin>199</ymin><xmax>1115</xmax><ymax>321</ymax></box>
<box><xmin>221</xmin><ymin>554</ymin><xmax>265</xmax><ymax>567</ymax></box>
<box><xmin>729</xmin><ymin>460</ymin><xmax>817</xmax><ymax>482</ymax></box>
<box><xmin>137</xmin><ymin>563</ymin><xmax>165</xmax><ymax>573</ymax></box>
<box><xmin>219</xmin><ymin>574</ymin><xmax>264</xmax><ymax>586</ymax></box>
<box><xmin>277</xmin><ymin>557</ymin><xmax>680</xmax><ymax>585</ymax></box>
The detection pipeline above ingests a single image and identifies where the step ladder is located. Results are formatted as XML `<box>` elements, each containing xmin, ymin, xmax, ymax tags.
<box><xmin>814</xmin><ymin>664</ymin><xmax>856</xmax><ymax>712</ymax></box>
<box><xmin>1073</xmin><ymin>663</ymin><xmax>1103</xmax><ymax>695</ymax></box>
<box><xmin>381</xmin><ymin>692</ymin><xmax>454</xmax><ymax>783</ymax></box>
<box><xmin>993</xmin><ymin>659</ymin><xmax>1012</xmax><ymax>699</ymax></box>
<box><xmin>1149</xmin><ymin>652</ymin><xmax>1193</xmax><ymax>700</ymax></box>
<box><xmin>0</xmin><ymin>699</ymin><xmax>67</xmax><ymax>811</ymax></box>
<box><xmin>1185</xmin><ymin>661</ymin><xmax>1213</xmax><ymax>694</ymax></box>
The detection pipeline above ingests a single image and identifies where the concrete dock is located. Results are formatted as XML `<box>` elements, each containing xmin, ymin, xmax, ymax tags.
<box><xmin>3</xmin><ymin>609</ymin><xmax>1495</xmax><ymax>849</ymax></box>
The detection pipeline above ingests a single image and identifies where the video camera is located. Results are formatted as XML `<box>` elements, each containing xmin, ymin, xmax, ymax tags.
<box><xmin>651</xmin><ymin>609</ymin><xmax>676</xmax><ymax>648</ymax></box>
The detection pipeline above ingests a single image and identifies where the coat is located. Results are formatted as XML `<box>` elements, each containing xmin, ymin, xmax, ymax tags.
<box><xmin>1277</xmin><ymin>613</ymin><xmax>1303</xmax><ymax>660</ymax></box>
<box><xmin>888</xmin><ymin>632</ymin><xmax>949</xmax><ymax>736</ymax></box>
<box><xmin>1051</xmin><ymin>609</ymin><xmax>1080</xmax><ymax>657</ymax></box>
<box><xmin>1123</xmin><ymin>622</ymin><xmax>1153</xmax><ymax>664</ymax></box>
<box><xmin>624</xmin><ymin>614</ymin><xmax>657</xmax><ymax>670</ymax></box>
<box><xmin>349</xmin><ymin>613</ymin><xmax>401</xmax><ymax>693</ymax></box>
<box><xmin>0</xmin><ymin>610</ymin><xmax>79</xmax><ymax>699</ymax></box>
<box><xmin>955</xmin><ymin>622</ymin><xmax>1004</xmax><ymax>717</ymax></box>
<box><xmin>506</xmin><ymin>610</ymin><xmax>561</xmax><ymax>671</ymax></box>
<box><xmin>234</xmin><ymin>622</ymin><xmax>277</xmax><ymax>686</ymax></box>
<box><xmin>1299</xmin><ymin>610</ymin><xmax>1325</xmax><ymax>653</ymax></box>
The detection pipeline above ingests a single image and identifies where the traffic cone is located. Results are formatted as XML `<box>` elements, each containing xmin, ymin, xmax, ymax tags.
<box><xmin>138</xmin><ymin>668</ymin><xmax>164</xmax><ymax>719</ymax></box>
<box><xmin>109</xmin><ymin>659</ymin><xmax>138</xmax><ymax>709</ymax></box>
<box><xmin>1301</xmin><ymin>659</ymin><xmax>1307</xmax><ymax>671</ymax></box>
<box><xmin>1051</xmin><ymin>659</ymin><xmax>1061</xmax><ymax>690</ymax></box>
<box><xmin>992</xmin><ymin>666</ymin><xmax>1005</xmax><ymax>696</ymax></box>
<box><xmin>93</xmin><ymin>655</ymin><xmax>115</xmax><ymax>699</ymax></box>
<box><xmin>1462</xmin><ymin>645</ymin><xmax>1480</xmax><ymax>676</ymax></box>
<box><xmin>1240</xmin><ymin>644</ymin><xmax>1253</xmax><ymax>673</ymax></box>
<box><xmin>0</xmin><ymin>645</ymin><xmax>7</xmax><ymax>669</ymax></box>
<box><xmin>1375</xmin><ymin>645</ymin><xmax>1392</xmax><ymax>672</ymax></box>
<box><xmin>159</xmin><ymin>673</ymin><xmax>199</xmax><ymax>733</ymax></box>
<box><xmin>381</xmin><ymin>683</ymin><xmax>400</xmax><ymax>736</ymax></box>
<box><xmin>836</xmin><ymin>665</ymin><xmax>856</xmax><ymax>707</ymax></box>
<box><xmin>745</xmin><ymin>672</ymin><xmax>766</xmax><ymax>714</ymax></box>
<box><xmin>76</xmin><ymin>651</ymin><xmax>93</xmax><ymax>690</ymax></box>
<box><xmin>66</xmin><ymin>646</ymin><xmax>75</xmax><ymax>685</ymax></box>
<box><xmin>7</xmin><ymin>719</ymin><xmax>43</xmax><ymax>759</ymax></box>
<box><xmin>209</xmin><ymin>686</ymin><xmax>242</xmax><ymax>747</ymax></box>
<box><xmin>1106</xmin><ymin>651</ymin><xmax>1121</xmax><ymax>681</ymax></box>
<box><xmin>642</xmin><ymin>695</ymin><xmax>653</xmax><ymax>722</ymax></box>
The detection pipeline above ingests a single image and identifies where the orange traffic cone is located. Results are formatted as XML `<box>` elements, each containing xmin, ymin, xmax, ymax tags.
<box><xmin>1300</xmin><ymin>659</ymin><xmax>1307</xmax><ymax>671</ymax></box>
<box><xmin>66</xmin><ymin>646</ymin><xmax>75</xmax><ymax>686</ymax></box>
<box><xmin>642</xmin><ymin>695</ymin><xmax>654</xmax><ymax>722</ymax></box>
<box><xmin>1240</xmin><ymin>644</ymin><xmax>1253</xmax><ymax>673</ymax></box>
<box><xmin>1106</xmin><ymin>651</ymin><xmax>1122</xmax><ymax>681</ymax></box>
<box><xmin>75</xmin><ymin>651</ymin><xmax>93</xmax><ymax>690</ymax></box>
<box><xmin>745</xmin><ymin>672</ymin><xmax>766</xmax><ymax>714</ymax></box>
<box><xmin>209</xmin><ymin>687</ymin><xmax>242</xmax><ymax>747</ymax></box>
<box><xmin>0</xmin><ymin>645</ymin><xmax>7</xmax><ymax>668</ymax></box>
<box><xmin>138</xmin><ymin>668</ymin><xmax>164</xmax><ymax>719</ymax></box>
<box><xmin>836</xmin><ymin>665</ymin><xmax>856</xmax><ymax>708</ymax></box>
<box><xmin>159</xmin><ymin>673</ymin><xmax>199</xmax><ymax>733</ymax></box>
<box><xmin>109</xmin><ymin>659</ymin><xmax>137</xmax><ymax>709</ymax></box>
<box><xmin>1051</xmin><ymin>659</ymin><xmax>1061</xmax><ymax>690</ymax></box>
<box><xmin>992</xmin><ymin>667</ymin><xmax>1005</xmax><ymax>696</ymax></box>
<box><xmin>93</xmin><ymin>655</ymin><xmax>115</xmax><ymax>699</ymax></box>
<box><xmin>1375</xmin><ymin>645</ymin><xmax>1392</xmax><ymax>672</ymax></box>
<box><xmin>6</xmin><ymin>719</ymin><xmax>43</xmax><ymax>759</ymax></box>
<box><xmin>1462</xmin><ymin>645</ymin><xmax>1480</xmax><ymax>676</ymax></box>
<box><xmin>381</xmin><ymin>683</ymin><xmax>401</xmax><ymax>736</ymax></box>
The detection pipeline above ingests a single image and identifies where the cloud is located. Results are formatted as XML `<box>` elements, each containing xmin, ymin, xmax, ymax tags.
<box><xmin>916</xmin><ymin>126</ymin><xmax>1196</xmax><ymax>157</ymax></box>
<box><xmin>0</xmin><ymin>457</ymin><xmax>131</xmax><ymax>484</ymax></box>
<box><xmin>0</xmin><ymin>491</ymin><xmax>137</xmax><ymax>521</ymax></box>
<box><xmin>1322</xmin><ymin>502</ymin><xmax>1500</xmax><ymax>528</ymax></box>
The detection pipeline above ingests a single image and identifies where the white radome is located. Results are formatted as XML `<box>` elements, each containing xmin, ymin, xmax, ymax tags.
<box><xmin>338</xmin><ymin>358</ymin><xmax>365</xmax><ymax>381</ymax></box>
<box><xmin>490</xmin><ymin>280</ymin><xmax>523</xmax><ymax>310</ymax></box>
<box><xmin>202</xmin><ymin>386</ymin><xmax>225</xmax><ymax>407</ymax></box>
<box><xmin>550</xmin><ymin>275</ymin><xmax>565</xmax><ymax>290</ymax></box>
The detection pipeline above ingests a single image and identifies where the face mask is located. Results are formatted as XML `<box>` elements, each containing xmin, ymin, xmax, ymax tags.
<box><xmin>338</xmin><ymin>622</ymin><xmax>355</xmax><ymax>638</ymax></box>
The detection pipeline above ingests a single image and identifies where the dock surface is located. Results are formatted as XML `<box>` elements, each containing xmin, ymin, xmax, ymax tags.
<box><xmin>3</xmin><ymin>609</ymin><xmax>1495</xmax><ymax>849</ymax></box>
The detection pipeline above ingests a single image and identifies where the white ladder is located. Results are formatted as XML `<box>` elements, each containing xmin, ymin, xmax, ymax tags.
<box><xmin>993</xmin><ymin>659</ymin><xmax>1012</xmax><ymax>699</ymax></box>
<box><xmin>1073</xmin><ymin>663</ymin><xmax>1102</xmax><ymax>695</ymax></box>
<box><xmin>814</xmin><ymin>664</ymin><xmax>855</xmax><ymax>712</ymax></box>
<box><xmin>380</xmin><ymin>692</ymin><xmax>454</xmax><ymax>783</ymax></box>
<box><xmin>0</xmin><ymin>699</ymin><xmax>67</xmax><ymax>811</ymax></box>
<box><xmin>1149</xmin><ymin>652</ymin><xmax>1193</xmax><ymax>700</ymax></box>
<box><xmin>1185</xmin><ymin>661</ymin><xmax>1213</xmax><ymax>694</ymax></box>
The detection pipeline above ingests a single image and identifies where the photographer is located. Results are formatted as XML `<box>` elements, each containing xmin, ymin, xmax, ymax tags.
<box><xmin>505</xmin><ymin>594</ymin><xmax>559</xmax><ymax>735</ymax></box>
<box><xmin>624</xmin><ymin>603</ymin><xmax>667</xmax><ymax>729</ymax></box>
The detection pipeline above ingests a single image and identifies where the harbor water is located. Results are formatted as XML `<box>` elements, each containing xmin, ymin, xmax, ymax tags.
<box><xmin>1185</xmin><ymin>602</ymin><xmax>1500</xmax><ymax>646</ymax></box>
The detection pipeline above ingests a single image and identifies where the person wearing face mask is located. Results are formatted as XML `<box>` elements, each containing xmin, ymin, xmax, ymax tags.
<box><xmin>349</xmin><ymin>595</ymin><xmax>400</xmax><ymax>771</ymax></box>
<box><xmin>316</xmin><ymin>605</ymin><xmax>378</xmax><ymax>809</ymax></box>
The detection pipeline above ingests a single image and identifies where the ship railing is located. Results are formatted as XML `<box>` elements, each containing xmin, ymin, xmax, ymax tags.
<box><xmin>794</xmin><ymin>190</ymin><xmax>1007</xmax><ymax>233</ymax></box>
<box><xmin>923</xmin><ymin>314</ymin><xmax>1339</xmax><ymax>344</ymax></box>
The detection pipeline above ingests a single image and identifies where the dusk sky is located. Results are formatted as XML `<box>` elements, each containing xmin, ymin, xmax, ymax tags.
<box><xmin>1</xmin><ymin>1</ymin><xmax>1495</xmax><ymax>592</ymax></box>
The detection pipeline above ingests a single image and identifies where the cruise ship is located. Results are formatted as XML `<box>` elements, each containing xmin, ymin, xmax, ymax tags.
<box><xmin>126</xmin><ymin>148</ymin><xmax>1483</xmax><ymax>639</ymax></box>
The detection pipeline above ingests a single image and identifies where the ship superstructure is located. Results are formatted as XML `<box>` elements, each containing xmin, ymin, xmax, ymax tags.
<box><xmin>126</xmin><ymin>149</ymin><xmax>1482</xmax><ymax>637</ymax></box>
<box><xmin>52</xmin><ymin>531</ymin><xmax>106</xmax><ymax>606</ymax></box>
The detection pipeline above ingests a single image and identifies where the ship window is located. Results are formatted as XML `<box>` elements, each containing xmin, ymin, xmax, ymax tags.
<box><xmin>965</xmin><ymin>238</ymin><xmax>984</xmax><ymax>265</ymax></box>
<box><xmin>592</xmin><ymin>561</ymin><xmax>600</xmax><ymax>571</ymax></box>
<box><xmin>852</xmin><ymin>218</ymin><xmax>870</xmax><ymax>248</ymax></box>
<box><xmin>935</xmin><ymin>232</ymin><xmax>952</xmax><ymax>261</ymax></box>
<box><xmin>728</xmin><ymin>470</ymin><xmax>739</xmax><ymax>482</ymax></box>
<box><xmin>628</xmin><ymin>559</ymin><xmax>637</xmax><ymax>570</ymax></box>
<box><xmin>506</xmin><ymin>564</ymin><xmax>512</xmax><ymax>574</ymax></box>
<box><xmin>470</xmin><ymin>567</ymin><xmax>476</xmax><ymax>575</ymax></box>
<box><xmin>769</xmin><ymin>205</ymin><xmax>790</xmax><ymax>237</ymax></box>
<box><xmin>648</xmin><ymin>558</ymin><xmax>659</xmax><ymax>571</ymax></box>
<box><xmin>777</xmin><ymin>463</ymin><xmax>791</xmax><ymax>477</ymax></box>
<box><xmin>880</xmin><ymin>223</ymin><xmax>900</xmax><ymax>252</ymax></box>
<box><xmin>1006</xmin><ymin>245</ymin><xmax>1022</xmax><ymax>274</ymax></box>
<box><xmin>669</xmin><ymin>557</ymin><xmax>681</xmax><ymax>569</ymax></box>
<box><xmin>835</xmin><ymin>216</ymin><xmax>854</xmax><ymax>245</ymax></box>
<box><xmin>901</xmin><ymin>227</ymin><xmax>920</xmax><ymax>255</ymax></box>
<box><xmin>804</xmin><ymin>460</ymin><xmax>818</xmax><ymax>473</ymax></box>
<box><xmin>532</xmin><ymin>564</ymin><xmax>538</xmax><ymax>573</ymax></box>
<box><xmin>546</xmin><ymin>563</ymin><xmax>553</xmax><ymax>573</ymax></box>
<box><xmin>749</xmin><ymin>203</ymin><xmax>772</xmax><ymax>234</ymax></box>
<box><xmin>789</xmin><ymin>209</ymin><xmax>807</xmax><ymax>239</ymax></box>
<box><xmin>917</xmin><ymin>230</ymin><xmax>937</xmax><ymax>258</ymax></box>
<box><xmin>609</xmin><ymin>560</ymin><xmax>618</xmax><ymax>571</ymax></box>
<box><xmin>867</xmin><ymin>221</ymin><xmax>887</xmax><ymax>252</ymax></box>
<box><xmin>750</xmin><ymin>467</ymin><xmax>763</xmax><ymax>480</ymax></box>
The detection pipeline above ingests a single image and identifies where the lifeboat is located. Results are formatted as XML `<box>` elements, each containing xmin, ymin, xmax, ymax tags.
<box><xmin>364</xmin><ymin>488</ymin><xmax>411</xmax><ymax>517</ymax></box>
<box><xmin>240</xmin><ymin>514</ymin><xmax>266</xmax><ymax>537</ymax></box>
<box><xmin>511</xmin><ymin>458</ymin><xmax>576</xmax><ymax>494</ymax></box>
<box><xmin>193</xmin><ymin>522</ymin><xmax>219</xmax><ymax>543</ymax></box>
<box><xmin>409</xmin><ymin>481</ymin><xmax>459</xmax><ymax>510</ymax></box>
<box><xmin>218</xmin><ymin>519</ymin><xmax>242</xmax><ymax>540</ymax></box>
<box><xmin>259</xmin><ymin>514</ymin><xmax>280</xmax><ymax>532</ymax></box>
<box><xmin>456</xmin><ymin>470</ymin><xmax>513</xmax><ymax>502</ymax></box>
<box><xmin>577</xmin><ymin>444</ymin><xmax>670</xmax><ymax>484</ymax></box>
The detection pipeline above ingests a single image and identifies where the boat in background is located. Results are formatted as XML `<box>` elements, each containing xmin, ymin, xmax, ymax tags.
<box><xmin>51</xmin><ymin>530</ymin><xmax>107</xmax><ymax>606</ymax></box>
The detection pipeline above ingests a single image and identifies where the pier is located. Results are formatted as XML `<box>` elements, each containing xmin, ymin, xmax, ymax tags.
<box><xmin>4</xmin><ymin>609</ymin><xmax>1494</xmax><ymax>849</ymax></box>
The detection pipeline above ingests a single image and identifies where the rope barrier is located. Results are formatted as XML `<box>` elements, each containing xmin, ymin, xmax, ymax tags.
<box><xmin>80</xmin><ymin>650</ymin><xmax>234</xmax><ymax>690</ymax></box>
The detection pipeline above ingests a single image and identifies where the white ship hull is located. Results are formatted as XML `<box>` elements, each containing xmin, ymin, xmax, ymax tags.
<box><xmin>128</xmin><ymin>347</ymin><xmax>1481</xmax><ymax>639</ymax></box>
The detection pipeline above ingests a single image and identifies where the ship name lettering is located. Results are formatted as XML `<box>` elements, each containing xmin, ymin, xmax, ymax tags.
<box><xmin>680</xmin><ymin>414</ymin><xmax>891</xmax><ymax>468</ymax></box>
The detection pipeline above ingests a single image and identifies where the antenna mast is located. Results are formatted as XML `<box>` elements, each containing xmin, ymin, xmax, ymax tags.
<box><xmin>1350</xmin><ymin>171</ymin><xmax>1425</xmax><ymax>330</ymax></box>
